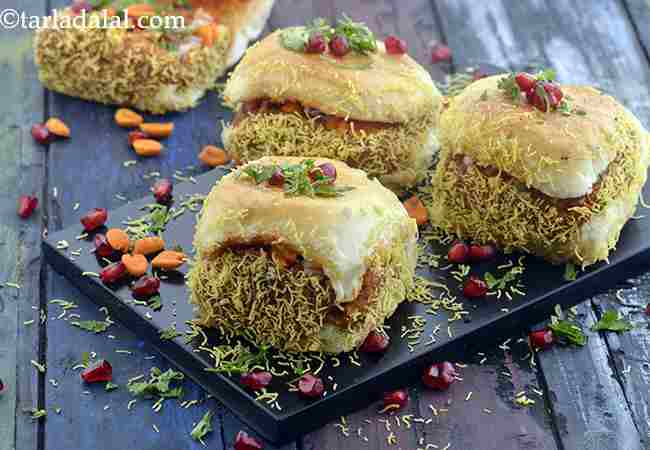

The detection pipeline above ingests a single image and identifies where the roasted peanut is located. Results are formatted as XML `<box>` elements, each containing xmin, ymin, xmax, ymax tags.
<box><xmin>198</xmin><ymin>145</ymin><xmax>230</xmax><ymax>167</ymax></box>
<box><xmin>133</xmin><ymin>139</ymin><xmax>163</xmax><ymax>157</ymax></box>
<box><xmin>106</xmin><ymin>228</ymin><xmax>130</xmax><ymax>253</ymax></box>
<box><xmin>152</xmin><ymin>250</ymin><xmax>186</xmax><ymax>270</ymax></box>
<box><xmin>45</xmin><ymin>117</ymin><xmax>70</xmax><ymax>138</ymax></box>
<box><xmin>403</xmin><ymin>195</ymin><xmax>428</xmax><ymax>225</ymax></box>
<box><xmin>115</xmin><ymin>108</ymin><xmax>144</xmax><ymax>128</ymax></box>
<box><xmin>121</xmin><ymin>253</ymin><xmax>148</xmax><ymax>277</ymax></box>
<box><xmin>133</xmin><ymin>236</ymin><xmax>165</xmax><ymax>256</ymax></box>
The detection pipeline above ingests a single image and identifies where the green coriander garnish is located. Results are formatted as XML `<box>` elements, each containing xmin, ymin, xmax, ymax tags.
<box><xmin>190</xmin><ymin>410</ymin><xmax>215</xmax><ymax>442</ymax></box>
<box><xmin>71</xmin><ymin>319</ymin><xmax>111</xmax><ymax>334</ymax></box>
<box><xmin>592</xmin><ymin>310</ymin><xmax>633</xmax><ymax>333</ymax></box>
<box><xmin>128</xmin><ymin>367</ymin><xmax>185</xmax><ymax>399</ymax></box>
<box><xmin>497</xmin><ymin>73</ymin><xmax>521</xmax><ymax>101</ymax></box>
<box><xmin>240</xmin><ymin>159</ymin><xmax>355</xmax><ymax>198</ymax></box>
<box><xmin>160</xmin><ymin>326</ymin><xmax>181</xmax><ymax>341</ymax></box>
<box><xmin>24</xmin><ymin>408</ymin><xmax>47</xmax><ymax>421</ymax></box>
<box><xmin>548</xmin><ymin>305</ymin><xmax>586</xmax><ymax>346</ymax></box>
<box><xmin>563</xmin><ymin>263</ymin><xmax>577</xmax><ymax>281</ymax></box>
<box><xmin>334</xmin><ymin>15</ymin><xmax>377</xmax><ymax>55</ymax></box>
<box><xmin>105</xmin><ymin>382</ymin><xmax>119</xmax><ymax>392</ymax></box>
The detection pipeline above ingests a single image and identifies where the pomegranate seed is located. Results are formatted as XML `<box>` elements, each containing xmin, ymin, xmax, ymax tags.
<box><xmin>81</xmin><ymin>359</ymin><xmax>112</xmax><ymax>383</ymax></box>
<box><xmin>543</xmin><ymin>81</ymin><xmax>564</xmax><ymax>106</ymax></box>
<box><xmin>234</xmin><ymin>431</ymin><xmax>263</xmax><ymax>450</ymax></box>
<box><xmin>447</xmin><ymin>241</ymin><xmax>469</xmax><ymax>264</ymax></box>
<box><xmin>71</xmin><ymin>1</ymin><xmax>92</xmax><ymax>15</ymax></box>
<box><xmin>645</xmin><ymin>304</ymin><xmax>650</xmax><ymax>316</ymax></box>
<box><xmin>242</xmin><ymin>99</ymin><xmax>262</xmax><ymax>115</ymax></box>
<box><xmin>100</xmin><ymin>262</ymin><xmax>127</xmax><ymax>284</ymax></box>
<box><xmin>31</xmin><ymin>124</ymin><xmax>51</xmax><ymax>145</ymax></box>
<box><xmin>468</xmin><ymin>244</ymin><xmax>496</xmax><ymax>262</ymax></box>
<box><xmin>152</xmin><ymin>178</ymin><xmax>173</xmax><ymax>205</ymax></box>
<box><xmin>240</xmin><ymin>371</ymin><xmax>272</xmax><ymax>390</ymax></box>
<box><xmin>527</xmin><ymin>89</ymin><xmax>547</xmax><ymax>112</ymax></box>
<box><xmin>94</xmin><ymin>234</ymin><xmax>114</xmax><ymax>258</ymax></box>
<box><xmin>383</xmin><ymin>389</ymin><xmax>409</xmax><ymax>411</ymax></box>
<box><xmin>329</xmin><ymin>34</ymin><xmax>350</xmax><ymax>57</ymax></box>
<box><xmin>298</xmin><ymin>373</ymin><xmax>324</xmax><ymax>398</ymax></box>
<box><xmin>360</xmin><ymin>330</ymin><xmax>390</xmax><ymax>353</ymax></box>
<box><xmin>463</xmin><ymin>275</ymin><xmax>488</xmax><ymax>298</ymax></box>
<box><xmin>515</xmin><ymin>72</ymin><xmax>536</xmax><ymax>93</ymax></box>
<box><xmin>473</xmin><ymin>70</ymin><xmax>487</xmax><ymax>81</ymax></box>
<box><xmin>422</xmin><ymin>361</ymin><xmax>457</xmax><ymax>390</ymax></box>
<box><xmin>310</xmin><ymin>162</ymin><xmax>337</xmax><ymax>184</ymax></box>
<box><xmin>305</xmin><ymin>32</ymin><xmax>327</xmax><ymax>54</ymax></box>
<box><xmin>131</xmin><ymin>276</ymin><xmax>160</xmax><ymax>298</ymax></box>
<box><xmin>80</xmin><ymin>208</ymin><xmax>108</xmax><ymax>232</ymax></box>
<box><xmin>268</xmin><ymin>170</ymin><xmax>285</xmax><ymax>187</ymax></box>
<box><xmin>385</xmin><ymin>35</ymin><xmax>407</xmax><ymax>55</ymax></box>
<box><xmin>529</xmin><ymin>329</ymin><xmax>554</xmax><ymax>350</ymax></box>
<box><xmin>17</xmin><ymin>195</ymin><xmax>38</xmax><ymax>219</ymax></box>
<box><xmin>431</xmin><ymin>43</ymin><xmax>451</xmax><ymax>63</ymax></box>
<box><xmin>128</xmin><ymin>130</ymin><xmax>149</xmax><ymax>146</ymax></box>
<box><xmin>0</xmin><ymin>378</ymin><xmax>5</xmax><ymax>393</ymax></box>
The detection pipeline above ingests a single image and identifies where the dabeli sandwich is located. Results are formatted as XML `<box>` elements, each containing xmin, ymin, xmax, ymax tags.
<box><xmin>429</xmin><ymin>71</ymin><xmax>649</xmax><ymax>266</ymax></box>
<box><xmin>189</xmin><ymin>156</ymin><xmax>418</xmax><ymax>353</ymax></box>
<box><xmin>34</xmin><ymin>0</ymin><xmax>275</xmax><ymax>114</ymax></box>
<box><xmin>221</xmin><ymin>17</ymin><xmax>442</xmax><ymax>191</ymax></box>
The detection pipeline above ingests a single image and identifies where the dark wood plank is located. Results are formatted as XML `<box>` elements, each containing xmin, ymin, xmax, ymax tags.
<box><xmin>435</xmin><ymin>1</ymin><xmax>650</xmax><ymax>448</ymax></box>
<box><xmin>0</xmin><ymin>1</ymin><xmax>47</xmax><ymax>449</ymax></box>
<box><xmin>536</xmin><ymin>303</ymin><xmax>641</xmax><ymax>450</ymax></box>
<box><xmin>621</xmin><ymin>0</ymin><xmax>650</xmax><ymax>62</ymax></box>
<box><xmin>591</xmin><ymin>275</ymin><xmax>650</xmax><ymax>449</ymax></box>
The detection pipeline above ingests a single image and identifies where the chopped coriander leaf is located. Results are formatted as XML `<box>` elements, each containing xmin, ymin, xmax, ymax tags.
<box><xmin>24</xmin><ymin>408</ymin><xmax>47</xmax><ymax>421</ymax></box>
<box><xmin>149</xmin><ymin>295</ymin><xmax>163</xmax><ymax>312</ymax></box>
<box><xmin>592</xmin><ymin>310</ymin><xmax>633</xmax><ymax>333</ymax></box>
<box><xmin>241</xmin><ymin>164</ymin><xmax>277</xmax><ymax>184</ymax></box>
<box><xmin>81</xmin><ymin>351</ymin><xmax>90</xmax><ymax>368</ymax></box>
<box><xmin>549</xmin><ymin>320</ymin><xmax>587</xmax><ymax>346</ymax></box>
<box><xmin>334</xmin><ymin>15</ymin><xmax>377</xmax><ymax>55</ymax></box>
<box><xmin>497</xmin><ymin>73</ymin><xmax>521</xmax><ymax>101</ymax></box>
<box><xmin>204</xmin><ymin>342</ymin><xmax>270</xmax><ymax>375</ymax></box>
<box><xmin>279</xmin><ymin>27</ymin><xmax>309</xmax><ymax>52</ymax></box>
<box><xmin>105</xmin><ymin>382</ymin><xmax>119</xmax><ymax>392</ymax></box>
<box><xmin>535</xmin><ymin>68</ymin><xmax>556</xmax><ymax>82</ymax></box>
<box><xmin>160</xmin><ymin>326</ymin><xmax>182</xmax><ymax>341</ymax></box>
<box><xmin>190</xmin><ymin>410</ymin><xmax>215</xmax><ymax>442</ymax></box>
<box><xmin>72</xmin><ymin>320</ymin><xmax>111</xmax><ymax>334</ymax></box>
<box><xmin>128</xmin><ymin>367</ymin><xmax>185</xmax><ymax>399</ymax></box>
<box><xmin>564</xmin><ymin>263</ymin><xmax>577</xmax><ymax>281</ymax></box>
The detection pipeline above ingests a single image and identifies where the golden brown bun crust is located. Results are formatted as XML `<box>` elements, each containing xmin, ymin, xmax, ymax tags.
<box><xmin>440</xmin><ymin>74</ymin><xmax>645</xmax><ymax>198</ymax></box>
<box><xmin>223</xmin><ymin>30</ymin><xmax>441</xmax><ymax>123</ymax></box>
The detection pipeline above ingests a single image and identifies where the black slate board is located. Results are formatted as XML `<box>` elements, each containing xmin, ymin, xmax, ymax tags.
<box><xmin>42</xmin><ymin>163</ymin><xmax>650</xmax><ymax>443</ymax></box>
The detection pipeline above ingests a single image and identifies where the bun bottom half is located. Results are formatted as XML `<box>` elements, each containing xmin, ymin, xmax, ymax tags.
<box><xmin>222</xmin><ymin>111</ymin><xmax>439</xmax><ymax>192</ymax></box>
<box><xmin>188</xmin><ymin>239</ymin><xmax>414</xmax><ymax>354</ymax></box>
<box><xmin>428</xmin><ymin>145</ymin><xmax>648</xmax><ymax>267</ymax></box>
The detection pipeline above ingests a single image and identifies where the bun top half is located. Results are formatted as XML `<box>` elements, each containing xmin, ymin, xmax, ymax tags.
<box><xmin>223</xmin><ymin>29</ymin><xmax>441</xmax><ymax>123</ymax></box>
<box><xmin>439</xmin><ymin>75</ymin><xmax>648</xmax><ymax>199</ymax></box>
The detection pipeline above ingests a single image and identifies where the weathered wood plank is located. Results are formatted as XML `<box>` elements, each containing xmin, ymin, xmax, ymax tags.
<box><xmin>591</xmin><ymin>274</ymin><xmax>650</xmax><ymax>448</ymax></box>
<box><xmin>621</xmin><ymin>0</ymin><xmax>650</xmax><ymax>61</ymax></box>
<box><xmin>0</xmin><ymin>1</ymin><xmax>47</xmax><ymax>450</ymax></box>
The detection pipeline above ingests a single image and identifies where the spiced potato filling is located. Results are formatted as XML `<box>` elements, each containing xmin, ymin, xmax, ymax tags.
<box><xmin>232</xmin><ymin>98</ymin><xmax>398</xmax><ymax>133</ymax></box>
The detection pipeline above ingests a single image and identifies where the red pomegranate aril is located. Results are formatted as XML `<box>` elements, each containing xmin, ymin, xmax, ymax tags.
<box><xmin>527</xmin><ymin>89</ymin><xmax>547</xmax><ymax>112</ymax></box>
<box><xmin>298</xmin><ymin>373</ymin><xmax>324</xmax><ymax>398</ymax></box>
<box><xmin>31</xmin><ymin>124</ymin><xmax>51</xmax><ymax>145</ymax></box>
<box><xmin>473</xmin><ymin>69</ymin><xmax>487</xmax><ymax>81</ymax></box>
<box><xmin>447</xmin><ymin>241</ymin><xmax>469</xmax><ymax>264</ymax></box>
<box><xmin>311</xmin><ymin>162</ymin><xmax>337</xmax><ymax>183</ymax></box>
<box><xmin>268</xmin><ymin>170</ymin><xmax>285</xmax><ymax>187</ymax></box>
<box><xmin>94</xmin><ymin>233</ymin><xmax>114</xmax><ymax>258</ymax></box>
<box><xmin>360</xmin><ymin>330</ymin><xmax>390</xmax><ymax>353</ymax></box>
<box><xmin>529</xmin><ymin>329</ymin><xmax>554</xmax><ymax>350</ymax></box>
<box><xmin>515</xmin><ymin>72</ymin><xmax>537</xmax><ymax>93</ymax></box>
<box><xmin>645</xmin><ymin>304</ymin><xmax>650</xmax><ymax>316</ymax></box>
<box><xmin>242</xmin><ymin>99</ymin><xmax>262</xmax><ymax>115</ymax></box>
<box><xmin>81</xmin><ymin>359</ymin><xmax>113</xmax><ymax>383</ymax></box>
<box><xmin>543</xmin><ymin>81</ymin><xmax>564</xmax><ymax>106</ymax></box>
<box><xmin>468</xmin><ymin>244</ymin><xmax>496</xmax><ymax>262</ymax></box>
<box><xmin>305</xmin><ymin>32</ymin><xmax>327</xmax><ymax>54</ymax></box>
<box><xmin>0</xmin><ymin>378</ymin><xmax>5</xmax><ymax>393</ymax></box>
<box><xmin>234</xmin><ymin>431</ymin><xmax>263</xmax><ymax>450</ymax></box>
<box><xmin>152</xmin><ymin>178</ymin><xmax>173</xmax><ymax>205</ymax></box>
<box><xmin>431</xmin><ymin>43</ymin><xmax>451</xmax><ymax>63</ymax></box>
<box><xmin>80</xmin><ymin>208</ymin><xmax>108</xmax><ymax>232</ymax></box>
<box><xmin>385</xmin><ymin>35</ymin><xmax>407</xmax><ymax>55</ymax></box>
<box><xmin>100</xmin><ymin>262</ymin><xmax>127</xmax><ymax>284</ymax></box>
<box><xmin>422</xmin><ymin>361</ymin><xmax>457</xmax><ymax>390</ymax></box>
<box><xmin>17</xmin><ymin>195</ymin><xmax>38</xmax><ymax>219</ymax></box>
<box><xmin>329</xmin><ymin>34</ymin><xmax>350</xmax><ymax>57</ymax></box>
<box><xmin>71</xmin><ymin>1</ymin><xmax>92</xmax><ymax>14</ymax></box>
<box><xmin>240</xmin><ymin>371</ymin><xmax>272</xmax><ymax>391</ymax></box>
<box><xmin>131</xmin><ymin>276</ymin><xmax>160</xmax><ymax>298</ymax></box>
<box><xmin>463</xmin><ymin>275</ymin><xmax>488</xmax><ymax>298</ymax></box>
<box><xmin>383</xmin><ymin>389</ymin><xmax>409</xmax><ymax>410</ymax></box>
<box><xmin>128</xmin><ymin>130</ymin><xmax>149</xmax><ymax>146</ymax></box>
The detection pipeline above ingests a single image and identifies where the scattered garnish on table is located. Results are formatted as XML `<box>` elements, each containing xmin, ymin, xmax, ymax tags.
<box><xmin>430</xmin><ymin>42</ymin><xmax>452</xmax><ymax>64</ymax></box>
<box><xmin>240</xmin><ymin>371</ymin><xmax>273</xmax><ymax>391</ymax></box>
<box><xmin>199</xmin><ymin>145</ymin><xmax>230</xmax><ymax>167</ymax></box>
<box><xmin>17</xmin><ymin>195</ymin><xmax>38</xmax><ymax>219</ymax></box>
<box><xmin>24</xmin><ymin>408</ymin><xmax>47</xmax><ymax>421</ymax></box>
<box><xmin>592</xmin><ymin>310</ymin><xmax>633</xmax><ymax>333</ymax></box>
<box><xmin>548</xmin><ymin>306</ymin><xmax>587</xmax><ymax>346</ymax></box>
<box><xmin>81</xmin><ymin>360</ymin><xmax>113</xmax><ymax>383</ymax></box>
<box><xmin>72</xmin><ymin>319</ymin><xmax>112</xmax><ymax>334</ymax></box>
<box><xmin>381</xmin><ymin>389</ymin><xmax>409</xmax><ymax>413</ymax></box>
<box><xmin>564</xmin><ymin>262</ymin><xmax>578</xmax><ymax>281</ymax></box>
<box><xmin>127</xmin><ymin>367</ymin><xmax>184</xmax><ymax>399</ymax></box>
<box><xmin>422</xmin><ymin>362</ymin><xmax>457</xmax><ymax>390</ymax></box>
<box><xmin>298</xmin><ymin>373</ymin><xmax>325</xmax><ymax>398</ymax></box>
<box><xmin>234</xmin><ymin>430</ymin><xmax>263</xmax><ymax>450</ymax></box>
<box><xmin>190</xmin><ymin>410</ymin><xmax>215</xmax><ymax>443</ymax></box>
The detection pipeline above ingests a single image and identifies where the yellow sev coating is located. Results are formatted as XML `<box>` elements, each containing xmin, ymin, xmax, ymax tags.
<box><xmin>222</xmin><ymin>109</ymin><xmax>438</xmax><ymax>191</ymax></box>
<box><xmin>33</xmin><ymin>8</ymin><xmax>230</xmax><ymax>114</ymax></box>
<box><xmin>429</xmin><ymin>76</ymin><xmax>649</xmax><ymax>266</ymax></box>
<box><xmin>188</xmin><ymin>239</ymin><xmax>412</xmax><ymax>353</ymax></box>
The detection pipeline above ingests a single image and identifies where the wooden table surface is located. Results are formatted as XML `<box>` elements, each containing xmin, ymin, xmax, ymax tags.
<box><xmin>2</xmin><ymin>1</ymin><xmax>650</xmax><ymax>449</ymax></box>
